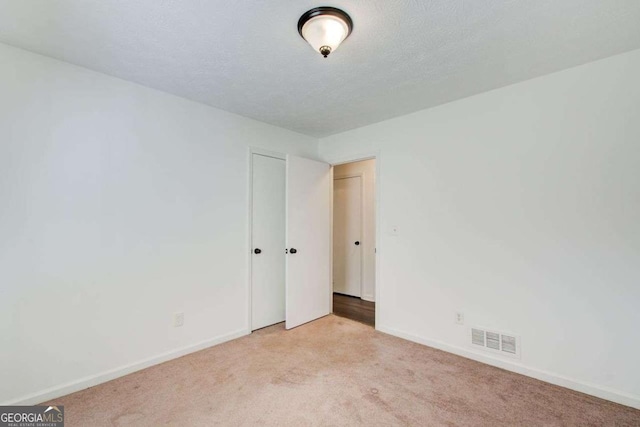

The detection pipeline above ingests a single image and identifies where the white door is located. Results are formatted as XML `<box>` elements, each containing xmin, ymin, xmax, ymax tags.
<box><xmin>251</xmin><ymin>154</ymin><xmax>286</xmax><ymax>330</ymax></box>
<box><xmin>333</xmin><ymin>176</ymin><xmax>362</xmax><ymax>297</ymax></box>
<box><xmin>285</xmin><ymin>155</ymin><xmax>332</xmax><ymax>329</ymax></box>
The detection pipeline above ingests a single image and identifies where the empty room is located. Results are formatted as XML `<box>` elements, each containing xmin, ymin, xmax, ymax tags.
<box><xmin>1</xmin><ymin>1</ymin><xmax>639</xmax><ymax>426</ymax></box>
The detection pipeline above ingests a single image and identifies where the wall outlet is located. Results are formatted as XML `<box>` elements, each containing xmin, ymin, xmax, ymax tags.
<box><xmin>173</xmin><ymin>312</ymin><xmax>184</xmax><ymax>327</ymax></box>
<box><xmin>455</xmin><ymin>312</ymin><xmax>464</xmax><ymax>325</ymax></box>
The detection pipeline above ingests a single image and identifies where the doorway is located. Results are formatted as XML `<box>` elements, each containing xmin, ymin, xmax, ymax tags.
<box><xmin>332</xmin><ymin>159</ymin><xmax>376</xmax><ymax>327</ymax></box>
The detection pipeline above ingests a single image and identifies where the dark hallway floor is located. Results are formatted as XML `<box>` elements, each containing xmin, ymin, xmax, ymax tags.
<box><xmin>332</xmin><ymin>292</ymin><xmax>375</xmax><ymax>327</ymax></box>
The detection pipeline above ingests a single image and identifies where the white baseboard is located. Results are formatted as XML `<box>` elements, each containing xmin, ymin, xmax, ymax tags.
<box><xmin>377</xmin><ymin>325</ymin><xmax>640</xmax><ymax>410</ymax></box>
<box><xmin>3</xmin><ymin>328</ymin><xmax>249</xmax><ymax>406</ymax></box>
<box><xmin>361</xmin><ymin>295</ymin><xmax>375</xmax><ymax>302</ymax></box>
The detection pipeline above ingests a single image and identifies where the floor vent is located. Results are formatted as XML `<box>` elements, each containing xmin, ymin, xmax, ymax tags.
<box><xmin>470</xmin><ymin>327</ymin><xmax>520</xmax><ymax>358</ymax></box>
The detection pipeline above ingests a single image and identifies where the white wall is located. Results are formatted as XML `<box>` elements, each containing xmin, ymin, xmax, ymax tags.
<box><xmin>320</xmin><ymin>49</ymin><xmax>640</xmax><ymax>408</ymax></box>
<box><xmin>0</xmin><ymin>42</ymin><xmax>318</xmax><ymax>404</ymax></box>
<box><xmin>334</xmin><ymin>160</ymin><xmax>376</xmax><ymax>301</ymax></box>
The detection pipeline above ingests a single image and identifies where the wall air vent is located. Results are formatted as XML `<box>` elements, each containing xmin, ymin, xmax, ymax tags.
<box><xmin>471</xmin><ymin>328</ymin><xmax>485</xmax><ymax>346</ymax></box>
<box><xmin>486</xmin><ymin>331</ymin><xmax>500</xmax><ymax>350</ymax></box>
<box><xmin>470</xmin><ymin>326</ymin><xmax>521</xmax><ymax>359</ymax></box>
<box><xmin>501</xmin><ymin>334</ymin><xmax>517</xmax><ymax>354</ymax></box>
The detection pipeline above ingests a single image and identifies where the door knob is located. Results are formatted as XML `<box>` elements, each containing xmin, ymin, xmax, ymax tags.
<box><xmin>289</xmin><ymin>248</ymin><xmax>298</xmax><ymax>254</ymax></box>
<box><xmin>355</xmin><ymin>241</ymin><xmax>360</xmax><ymax>246</ymax></box>
<box><xmin>254</xmin><ymin>248</ymin><xmax>262</xmax><ymax>254</ymax></box>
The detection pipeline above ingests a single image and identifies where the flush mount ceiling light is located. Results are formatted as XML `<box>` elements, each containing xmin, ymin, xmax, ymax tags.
<box><xmin>298</xmin><ymin>6</ymin><xmax>353</xmax><ymax>58</ymax></box>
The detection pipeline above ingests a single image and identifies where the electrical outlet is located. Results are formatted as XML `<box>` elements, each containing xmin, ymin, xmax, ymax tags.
<box><xmin>455</xmin><ymin>312</ymin><xmax>464</xmax><ymax>325</ymax></box>
<box><xmin>174</xmin><ymin>312</ymin><xmax>184</xmax><ymax>327</ymax></box>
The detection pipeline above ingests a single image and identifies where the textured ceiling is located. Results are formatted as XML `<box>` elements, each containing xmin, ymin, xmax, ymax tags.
<box><xmin>1</xmin><ymin>0</ymin><xmax>640</xmax><ymax>137</ymax></box>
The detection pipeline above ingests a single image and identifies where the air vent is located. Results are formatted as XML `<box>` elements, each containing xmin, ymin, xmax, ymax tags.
<box><xmin>469</xmin><ymin>326</ymin><xmax>520</xmax><ymax>358</ymax></box>
<box><xmin>501</xmin><ymin>335</ymin><xmax>517</xmax><ymax>354</ymax></box>
<box><xmin>486</xmin><ymin>332</ymin><xmax>500</xmax><ymax>350</ymax></box>
<box><xmin>471</xmin><ymin>328</ymin><xmax>485</xmax><ymax>346</ymax></box>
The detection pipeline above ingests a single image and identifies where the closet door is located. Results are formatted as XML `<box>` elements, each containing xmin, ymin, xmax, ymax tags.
<box><xmin>251</xmin><ymin>154</ymin><xmax>286</xmax><ymax>330</ymax></box>
<box><xmin>285</xmin><ymin>155</ymin><xmax>332</xmax><ymax>329</ymax></box>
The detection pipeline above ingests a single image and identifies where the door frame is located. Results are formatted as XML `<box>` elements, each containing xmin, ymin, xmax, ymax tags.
<box><xmin>247</xmin><ymin>147</ymin><xmax>287</xmax><ymax>333</ymax></box>
<box><xmin>326</xmin><ymin>151</ymin><xmax>381</xmax><ymax>329</ymax></box>
<box><xmin>332</xmin><ymin>172</ymin><xmax>365</xmax><ymax>299</ymax></box>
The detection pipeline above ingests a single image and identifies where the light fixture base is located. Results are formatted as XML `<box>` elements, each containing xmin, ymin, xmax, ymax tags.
<box><xmin>319</xmin><ymin>46</ymin><xmax>332</xmax><ymax>58</ymax></box>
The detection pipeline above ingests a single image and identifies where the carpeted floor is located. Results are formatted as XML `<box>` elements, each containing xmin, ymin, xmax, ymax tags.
<box><xmin>45</xmin><ymin>315</ymin><xmax>640</xmax><ymax>426</ymax></box>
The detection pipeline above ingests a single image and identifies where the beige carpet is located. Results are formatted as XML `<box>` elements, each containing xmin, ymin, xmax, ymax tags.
<box><xmin>45</xmin><ymin>315</ymin><xmax>640</xmax><ymax>426</ymax></box>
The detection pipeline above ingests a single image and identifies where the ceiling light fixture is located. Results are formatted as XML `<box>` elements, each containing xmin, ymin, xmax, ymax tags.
<box><xmin>298</xmin><ymin>6</ymin><xmax>353</xmax><ymax>58</ymax></box>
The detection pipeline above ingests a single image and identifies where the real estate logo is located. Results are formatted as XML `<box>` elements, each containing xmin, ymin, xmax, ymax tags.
<box><xmin>0</xmin><ymin>405</ymin><xmax>64</xmax><ymax>427</ymax></box>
